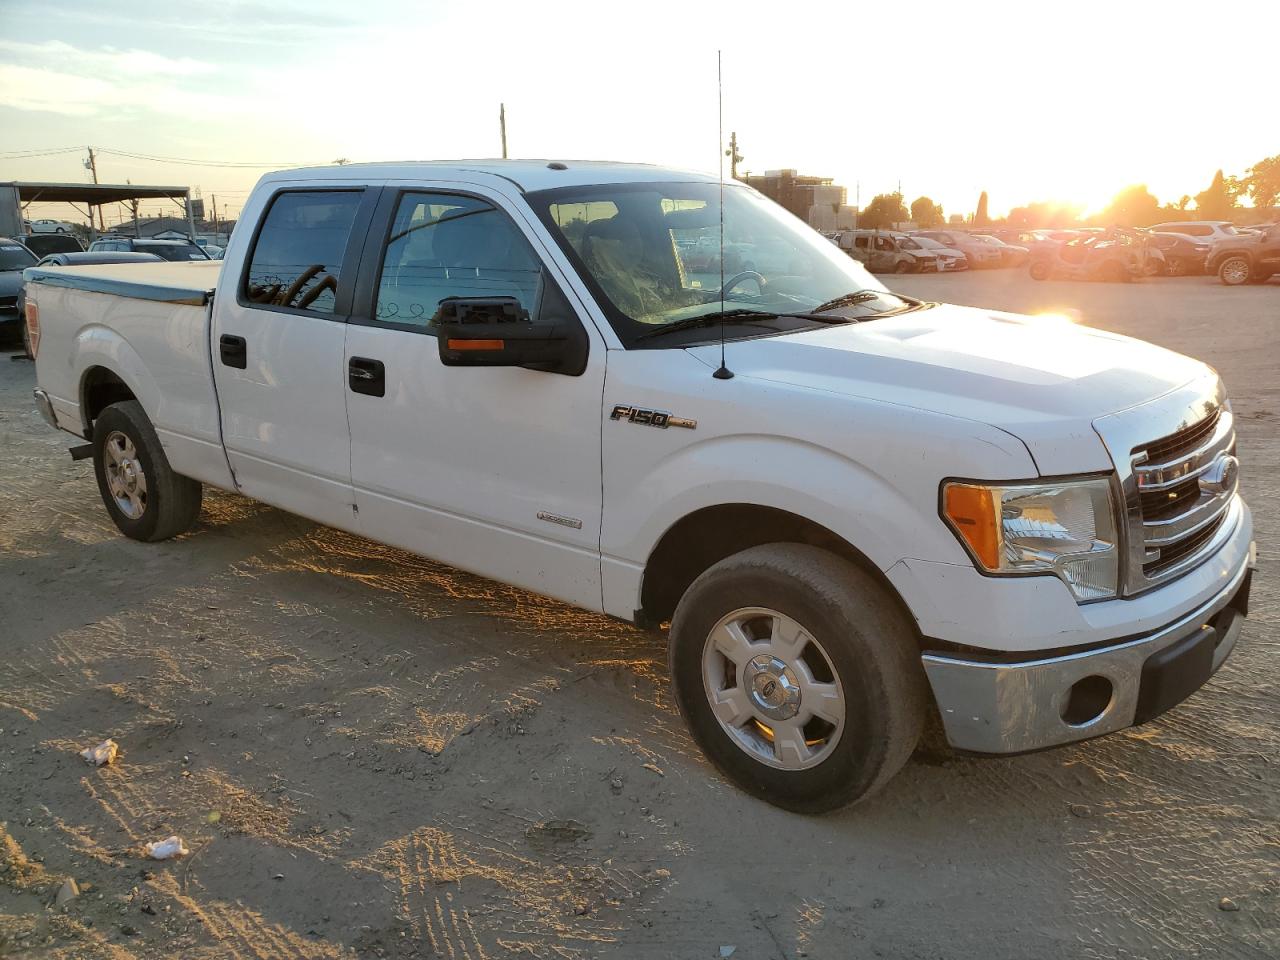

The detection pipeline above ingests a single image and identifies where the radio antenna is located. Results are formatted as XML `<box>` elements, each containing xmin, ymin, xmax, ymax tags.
<box><xmin>713</xmin><ymin>49</ymin><xmax>734</xmax><ymax>380</ymax></box>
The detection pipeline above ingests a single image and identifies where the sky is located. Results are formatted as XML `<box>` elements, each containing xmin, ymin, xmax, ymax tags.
<box><xmin>1</xmin><ymin>0</ymin><xmax>1275</xmax><ymax>226</ymax></box>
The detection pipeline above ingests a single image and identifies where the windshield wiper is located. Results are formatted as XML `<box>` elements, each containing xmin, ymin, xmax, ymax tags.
<box><xmin>810</xmin><ymin>290</ymin><xmax>886</xmax><ymax>313</ymax></box>
<box><xmin>634</xmin><ymin>308</ymin><xmax>783</xmax><ymax>342</ymax></box>
<box><xmin>811</xmin><ymin>290</ymin><xmax>930</xmax><ymax>316</ymax></box>
<box><xmin>635</xmin><ymin>306</ymin><xmax>862</xmax><ymax>342</ymax></box>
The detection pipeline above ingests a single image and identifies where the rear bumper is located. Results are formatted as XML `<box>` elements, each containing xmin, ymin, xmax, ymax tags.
<box><xmin>33</xmin><ymin>389</ymin><xmax>59</xmax><ymax>430</ymax></box>
<box><xmin>920</xmin><ymin>540</ymin><xmax>1255</xmax><ymax>754</ymax></box>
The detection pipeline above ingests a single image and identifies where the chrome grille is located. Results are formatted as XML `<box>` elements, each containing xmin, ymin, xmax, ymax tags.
<box><xmin>1129</xmin><ymin>404</ymin><xmax>1237</xmax><ymax>588</ymax></box>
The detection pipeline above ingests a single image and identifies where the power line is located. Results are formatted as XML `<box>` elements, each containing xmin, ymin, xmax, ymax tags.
<box><xmin>0</xmin><ymin>146</ymin><xmax>85</xmax><ymax>159</ymax></box>
<box><xmin>94</xmin><ymin>147</ymin><xmax>322</xmax><ymax>168</ymax></box>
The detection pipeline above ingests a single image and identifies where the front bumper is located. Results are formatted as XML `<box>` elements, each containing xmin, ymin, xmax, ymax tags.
<box><xmin>921</xmin><ymin>541</ymin><xmax>1255</xmax><ymax>753</ymax></box>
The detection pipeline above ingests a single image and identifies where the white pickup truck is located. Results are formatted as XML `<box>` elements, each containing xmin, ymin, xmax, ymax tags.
<box><xmin>25</xmin><ymin>161</ymin><xmax>1255</xmax><ymax>812</ymax></box>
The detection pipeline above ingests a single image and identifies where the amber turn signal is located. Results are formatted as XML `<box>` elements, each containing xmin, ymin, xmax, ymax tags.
<box><xmin>943</xmin><ymin>483</ymin><xmax>1001</xmax><ymax>569</ymax></box>
<box><xmin>447</xmin><ymin>338</ymin><xmax>504</xmax><ymax>351</ymax></box>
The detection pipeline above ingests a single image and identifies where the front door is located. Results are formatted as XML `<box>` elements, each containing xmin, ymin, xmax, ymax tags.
<box><xmin>342</xmin><ymin>185</ymin><xmax>606</xmax><ymax>611</ymax></box>
<box><xmin>211</xmin><ymin>186</ymin><xmax>376</xmax><ymax>530</ymax></box>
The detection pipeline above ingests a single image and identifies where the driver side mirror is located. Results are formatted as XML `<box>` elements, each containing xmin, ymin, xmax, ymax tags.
<box><xmin>433</xmin><ymin>282</ymin><xmax>588</xmax><ymax>376</ymax></box>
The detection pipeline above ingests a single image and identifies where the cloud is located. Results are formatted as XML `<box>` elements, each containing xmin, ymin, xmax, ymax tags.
<box><xmin>0</xmin><ymin>39</ymin><xmax>215</xmax><ymax>77</ymax></box>
<box><xmin>0</xmin><ymin>41</ymin><xmax>236</xmax><ymax>119</ymax></box>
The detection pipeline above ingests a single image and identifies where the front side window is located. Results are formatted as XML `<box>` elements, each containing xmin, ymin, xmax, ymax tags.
<box><xmin>528</xmin><ymin>181</ymin><xmax>914</xmax><ymax>347</ymax></box>
<box><xmin>374</xmin><ymin>192</ymin><xmax>543</xmax><ymax>329</ymax></box>
<box><xmin>138</xmin><ymin>242</ymin><xmax>207</xmax><ymax>262</ymax></box>
<box><xmin>244</xmin><ymin>190</ymin><xmax>362</xmax><ymax>314</ymax></box>
<box><xmin>874</xmin><ymin>236</ymin><xmax>893</xmax><ymax>251</ymax></box>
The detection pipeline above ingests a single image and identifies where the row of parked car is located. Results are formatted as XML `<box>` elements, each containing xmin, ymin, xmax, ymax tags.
<box><xmin>834</xmin><ymin>220</ymin><xmax>1278</xmax><ymax>286</ymax></box>
<box><xmin>0</xmin><ymin>232</ymin><xmax>221</xmax><ymax>356</ymax></box>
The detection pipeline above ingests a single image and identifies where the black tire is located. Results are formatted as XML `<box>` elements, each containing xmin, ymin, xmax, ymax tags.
<box><xmin>1218</xmin><ymin>255</ymin><xmax>1252</xmax><ymax>286</ymax></box>
<box><xmin>895</xmin><ymin>260</ymin><xmax>912</xmax><ymax>274</ymax></box>
<box><xmin>1029</xmin><ymin>259</ymin><xmax>1051</xmax><ymax>281</ymax></box>
<box><xmin>92</xmin><ymin>400</ymin><xmax>202</xmax><ymax>542</ymax></box>
<box><xmin>669</xmin><ymin>543</ymin><xmax>927</xmax><ymax>813</ymax></box>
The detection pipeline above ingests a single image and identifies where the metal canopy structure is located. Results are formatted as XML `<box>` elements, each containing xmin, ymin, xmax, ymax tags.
<box><xmin>0</xmin><ymin>181</ymin><xmax>195</xmax><ymax>240</ymax></box>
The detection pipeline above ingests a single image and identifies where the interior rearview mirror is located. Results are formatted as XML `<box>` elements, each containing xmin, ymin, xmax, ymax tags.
<box><xmin>432</xmin><ymin>285</ymin><xmax>587</xmax><ymax>376</ymax></box>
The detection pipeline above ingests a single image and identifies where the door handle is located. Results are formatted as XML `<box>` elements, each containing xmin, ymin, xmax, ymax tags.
<box><xmin>219</xmin><ymin>334</ymin><xmax>247</xmax><ymax>369</ymax></box>
<box><xmin>348</xmin><ymin>356</ymin><xmax>385</xmax><ymax>398</ymax></box>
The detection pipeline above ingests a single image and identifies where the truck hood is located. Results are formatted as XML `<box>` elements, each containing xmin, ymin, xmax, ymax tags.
<box><xmin>0</xmin><ymin>272</ymin><xmax>24</xmax><ymax>298</ymax></box>
<box><xmin>687</xmin><ymin>302</ymin><xmax>1211</xmax><ymax>475</ymax></box>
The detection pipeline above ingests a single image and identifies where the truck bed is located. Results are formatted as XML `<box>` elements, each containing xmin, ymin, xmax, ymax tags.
<box><xmin>25</xmin><ymin>260</ymin><xmax>222</xmax><ymax>305</ymax></box>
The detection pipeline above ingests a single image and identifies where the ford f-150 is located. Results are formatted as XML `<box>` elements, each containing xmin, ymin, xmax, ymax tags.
<box><xmin>24</xmin><ymin>161</ymin><xmax>1256</xmax><ymax>811</ymax></box>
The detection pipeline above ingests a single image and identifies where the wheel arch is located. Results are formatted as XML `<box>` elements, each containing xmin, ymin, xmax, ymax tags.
<box><xmin>79</xmin><ymin>364</ymin><xmax>141</xmax><ymax>438</ymax></box>
<box><xmin>637</xmin><ymin>503</ymin><xmax>918</xmax><ymax>638</ymax></box>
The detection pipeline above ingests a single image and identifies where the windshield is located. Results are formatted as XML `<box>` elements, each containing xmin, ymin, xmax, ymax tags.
<box><xmin>137</xmin><ymin>242</ymin><xmax>208</xmax><ymax>262</ymax></box>
<box><xmin>527</xmin><ymin>181</ymin><xmax>914</xmax><ymax>347</ymax></box>
<box><xmin>0</xmin><ymin>243</ymin><xmax>38</xmax><ymax>271</ymax></box>
<box><xmin>897</xmin><ymin>237</ymin><xmax>922</xmax><ymax>250</ymax></box>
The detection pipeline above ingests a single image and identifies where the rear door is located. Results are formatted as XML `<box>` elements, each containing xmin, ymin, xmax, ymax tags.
<box><xmin>341</xmin><ymin>183</ymin><xmax>607</xmax><ymax>611</ymax></box>
<box><xmin>211</xmin><ymin>185</ymin><xmax>378</xmax><ymax>530</ymax></box>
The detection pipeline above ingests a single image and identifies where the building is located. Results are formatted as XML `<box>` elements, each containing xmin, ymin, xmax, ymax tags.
<box><xmin>742</xmin><ymin>169</ymin><xmax>858</xmax><ymax>232</ymax></box>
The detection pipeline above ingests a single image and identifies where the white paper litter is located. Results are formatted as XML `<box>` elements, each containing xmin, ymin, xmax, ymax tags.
<box><xmin>80</xmin><ymin>739</ymin><xmax>118</xmax><ymax>766</ymax></box>
<box><xmin>144</xmin><ymin>836</ymin><xmax>189</xmax><ymax>860</ymax></box>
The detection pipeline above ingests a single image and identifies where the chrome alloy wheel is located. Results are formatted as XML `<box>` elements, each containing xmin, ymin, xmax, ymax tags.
<box><xmin>701</xmin><ymin>607</ymin><xmax>845</xmax><ymax>770</ymax></box>
<box><xmin>1221</xmin><ymin>258</ymin><xmax>1250</xmax><ymax>285</ymax></box>
<box><xmin>103</xmin><ymin>430</ymin><xmax>147</xmax><ymax>520</ymax></box>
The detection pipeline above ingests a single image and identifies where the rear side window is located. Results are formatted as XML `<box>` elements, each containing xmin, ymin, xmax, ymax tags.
<box><xmin>245</xmin><ymin>190</ymin><xmax>362</xmax><ymax>314</ymax></box>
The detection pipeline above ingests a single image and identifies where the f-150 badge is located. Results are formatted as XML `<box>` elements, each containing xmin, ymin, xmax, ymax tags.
<box><xmin>609</xmin><ymin>404</ymin><xmax>697</xmax><ymax>430</ymax></box>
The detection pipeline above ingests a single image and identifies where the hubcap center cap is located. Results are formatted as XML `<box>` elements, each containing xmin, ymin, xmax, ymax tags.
<box><xmin>745</xmin><ymin>655</ymin><xmax>801</xmax><ymax>721</ymax></box>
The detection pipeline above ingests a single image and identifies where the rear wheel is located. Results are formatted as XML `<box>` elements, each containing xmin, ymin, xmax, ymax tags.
<box><xmin>895</xmin><ymin>260</ymin><xmax>912</xmax><ymax>274</ymax></box>
<box><xmin>1218</xmin><ymin>256</ymin><xmax>1251</xmax><ymax>286</ymax></box>
<box><xmin>92</xmin><ymin>400</ymin><xmax>202</xmax><ymax>542</ymax></box>
<box><xmin>1029</xmin><ymin>259</ymin><xmax>1051</xmax><ymax>281</ymax></box>
<box><xmin>669</xmin><ymin>544</ymin><xmax>927</xmax><ymax>813</ymax></box>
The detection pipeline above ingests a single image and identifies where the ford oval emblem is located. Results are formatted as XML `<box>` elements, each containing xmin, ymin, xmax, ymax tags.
<box><xmin>1199</xmin><ymin>454</ymin><xmax>1239</xmax><ymax>495</ymax></box>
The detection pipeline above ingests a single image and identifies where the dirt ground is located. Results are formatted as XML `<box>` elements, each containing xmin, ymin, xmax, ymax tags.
<box><xmin>1</xmin><ymin>271</ymin><xmax>1276</xmax><ymax>960</ymax></box>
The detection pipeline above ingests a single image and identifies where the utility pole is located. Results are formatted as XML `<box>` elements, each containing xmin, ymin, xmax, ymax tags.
<box><xmin>499</xmin><ymin>103</ymin><xmax>508</xmax><ymax>159</ymax></box>
<box><xmin>725</xmin><ymin>132</ymin><xmax>743</xmax><ymax>180</ymax></box>
<box><xmin>85</xmin><ymin>147</ymin><xmax>107</xmax><ymax>232</ymax></box>
<box><xmin>212</xmin><ymin>193</ymin><xmax>219</xmax><ymax>240</ymax></box>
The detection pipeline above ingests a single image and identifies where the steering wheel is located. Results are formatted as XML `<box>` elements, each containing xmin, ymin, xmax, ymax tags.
<box><xmin>719</xmin><ymin>270</ymin><xmax>767</xmax><ymax>298</ymax></box>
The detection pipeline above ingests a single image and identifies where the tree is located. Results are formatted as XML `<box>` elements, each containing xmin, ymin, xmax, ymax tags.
<box><xmin>1098</xmin><ymin>184</ymin><xmax>1161</xmax><ymax>226</ymax></box>
<box><xmin>858</xmin><ymin>192</ymin><xmax>908</xmax><ymax>230</ymax></box>
<box><xmin>1242</xmin><ymin>154</ymin><xmax>1280</xmax><ymax>210</ymax></box>
<box><xmin>974</xmin><ymin>191</ymin><xmax>990</xmax><ymax>226</ymax></box>
<box><xmin>1194</xmin><ymin>169</ymin><xmax>1237</xmax><ymax>220</ymax></box>
<box><xmin>1006</xmin><ymin>201</ymin><xmax>1082</xmax><ymax>229</ymax></box>
<box><xmin>910</xmin><ymin>196</ymin><xmax>943</xmax><ymax>227</ymax></box>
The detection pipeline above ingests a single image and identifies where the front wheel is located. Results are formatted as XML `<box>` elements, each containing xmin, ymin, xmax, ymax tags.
<box><xmin>1029</xmin><ymin>259</ymin><xmax>1051</xmax><ymax>281</ymax></box>
<box><xmin>1218</xmin><ymin>256</ymin><xmax>1252</xmax><ymax>286</ymax></box>
<box><xmin>92</xmin><ymin>400</ymin><xmax>202</xmax><ymax>541</ymax></box>
<box><xmin>669</xmin><ymin>544</ymin><xmax>927</xmax><ymax>813</ymax></box>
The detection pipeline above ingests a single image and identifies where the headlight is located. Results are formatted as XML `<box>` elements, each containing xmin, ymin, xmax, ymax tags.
<box><xmin>942</xmin><ymin>478</ymin><xmax>1118</xmax><ymax>601</ymax></box>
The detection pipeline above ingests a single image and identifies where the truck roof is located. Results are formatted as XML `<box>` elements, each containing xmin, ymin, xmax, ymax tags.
<box><xmin>260</xmin><ymin>160</ymin><xmax>722</xmax><ymax>192</ymax></box>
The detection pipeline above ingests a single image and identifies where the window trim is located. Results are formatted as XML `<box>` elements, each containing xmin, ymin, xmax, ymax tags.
<box><xmin>351</xmin><ymin>186</ymin><xmax>553</xmax><ymax>338</ymax></box>
<box><xmin>235</xmin><ymin>186</ymin><xmax>377</xmax><ymax>321</ymax></box>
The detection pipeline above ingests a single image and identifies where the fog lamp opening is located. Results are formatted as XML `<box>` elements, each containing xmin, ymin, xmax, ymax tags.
<box><xmin>1061</xmin><ymin>675</ymin><xmax>1114</xmax><ymax>727</ymax></box>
